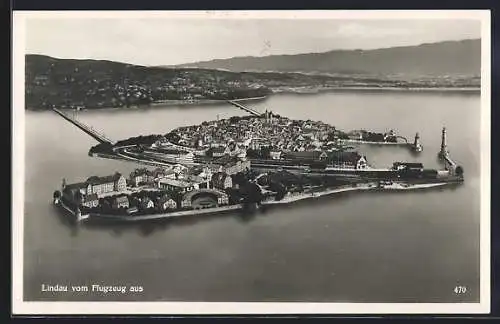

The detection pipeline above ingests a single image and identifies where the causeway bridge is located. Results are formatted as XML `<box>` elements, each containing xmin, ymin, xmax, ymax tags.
<box><xmin>226</xmin><ymin>100</ymin><xmax>262</xmax><ymax>117</ymax></box>
<box><xmin>52</xmin><ymin>108</ymin><xmax>115</xmax><ymax>145</ymax></box>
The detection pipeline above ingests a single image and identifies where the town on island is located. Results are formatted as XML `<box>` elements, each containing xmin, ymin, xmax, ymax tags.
<box><xmin>52</xmin><ymin>101</ymin><xmax>464</xmax><ymax>223</ymax></box>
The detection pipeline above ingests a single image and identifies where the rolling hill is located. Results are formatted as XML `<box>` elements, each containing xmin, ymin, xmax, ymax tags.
<box><xmin>174</xmin><ymin>39</ymin><xmax>481</xmax><ymax>77</ymax></box>
<box><xmin>25</xmin><ymin>50</ymin><xmax>480</xmax><ymax>111</ymax></box>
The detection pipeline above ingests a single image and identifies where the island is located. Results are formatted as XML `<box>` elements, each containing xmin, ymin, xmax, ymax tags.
<box><xmin>86</xmin><ymin>103</ymin><xmax>424</xmax><ymax>168</ymax></box>
<box><xmin>53</xmin><ymin>105</ymin><xmax>463</xmax><ymax>223</ymax></box>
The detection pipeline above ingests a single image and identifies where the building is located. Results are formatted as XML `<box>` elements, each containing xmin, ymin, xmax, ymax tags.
<box><xmin>82</xmin><ymin>193</ymin><xmax>99</xmax><ymax>208</ymax></box>
<box><xmin>295</xmin><ymin>134</ymin><xmax>306</xmax><ymax>142</ymax></box>
<box><xmin>157</xmin><ymin>194</ymin><xmax>177</xmax><ymax>211</ymax></box>
<box><xmin>208</xmin><ymin>146</ymin><xmax>227</xmax><ymax>157</ymax></box>
<box><xmin>185</xmin><ymin>174</ymin><xmax>210</xmax><ymax>189</ymax></box>
<box><xmin>224</xmin><ymin>142</ymin><xmax>237</xmax><ymax>155</ymax></box>
<box><xmin>186</xmin><ymin>165</ymin><xmax>213</xmax><ymax>181</ymax></box>
<box><xmin>217</xmin><ymin>193</ymin><xmax>230</xmax><ymax>205</ymax></box>
<box><xmin>263</xmin><ymin>110</ymin><xmax>275</xmax><ymax>124</ymax></box>
<box><xmin>283</xmin><ymin>150</ymin><xmax>323</xmax><ymax>161</ymax></box>
<box><xmin>152</xmin><ymin>167</ymin><xmax>169</xmax><ymax>179</ymax></box>
<box><xmin>213</xmin><ymin>155</ymin><xmax>251</xmax><ymax>175</ymax></box>
<box><xmin>62</xmin><ymin>182</ymin><xmax>86</xmax><ymax>202</ymax></box>
<box><xmin>129</xmin><ymin>168</ymin><xmax>154</xmax><ymax>187</ymax></box>
<box><xmin>347</xmin><ymin>131</ymin><xmax>363</xmax><ymax>140</ymax></box>
<box><xmin>392</xmin><ymin>162</ymin><xmax>424</xmax><ymax>171</ymax></box>
<box><xmin>328</xmin><ymin>151</ymin><xmax>368</xmax><ymax>169</ymax></box>
<box><xmin>180</xmin><ymin>189</ymin><xmax>229</xmax><ymax>209</ymax></box>
<box><xmin>156</xmin><ymin>169</ymin><xmax>177</xmax><ymax>181</ymax></box>
<box><xmin>172</xmin><ymin>164</ymin><xmax>188</xmax><ymax>175</ymax></box>
<box><xmin>140</xmin><ymin>197</ymin><xmax>155</xmax><ymax>210</ymax></box>
<box><xmin>177</xmin><ymin>152</ymin><xmax>195</xmax><ymax>164</ymax></box>
<box><xmin>211</xmin><ymin>172</ymin><xmax>233</xmax><ymax>190</ymax></box>
<box><xmin>112</xmin><ymin>196</ymin><xmax>129</xmax><ymax>209</ymax></box>
<box><xmin>157</xmin><ymin>178</ymin><xmax>196</xmax><ymax>193</ymax></box>
<box><xmin>62</xmin><ymin>173</ymin><xmax>127</xmax><ymax>206</ymax></box>
<box><xmin>392</xmin><ymin>162</ymin><xmax>424</xmax><ymax>178</ymax></box>
<box><xmin>85</xmin><ymin>172</ymin><xmax>126</xmax><ymax>196</ymax></box>
<box><xmin>284</xmin><ymin>150</ymin><xmax>367</xmax><ymax>169</ymax></box>
<box><xmin>250</xmin><ymin>138</ymin><xmax>270</xmax><ymax>150</ymax></box>
<box><xmin>270</xmin><ymin>150</ymin><xmax>282</xmax><ymax>160</ymax></box>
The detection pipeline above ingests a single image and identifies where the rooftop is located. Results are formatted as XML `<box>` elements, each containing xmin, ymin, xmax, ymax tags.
<box><xmin>115</xmin><ymin>196</ymin><xmax>129</xmax><ymax>203</ymax></box>
<box><xmin>86</xmin><ymin>172</ymin><xmax>123</xmax><ymax>185</ymax></box>
<box><xmin>158</xmin><ymin>178</ymin><xmax>194</xmax><ymax>188</ymax></box>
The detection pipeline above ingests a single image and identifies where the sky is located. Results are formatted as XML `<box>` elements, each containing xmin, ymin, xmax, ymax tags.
<box><xmin>24</xmin><ymin>17</ymin><xmax>481</xmax><ymax>66</ymax></box>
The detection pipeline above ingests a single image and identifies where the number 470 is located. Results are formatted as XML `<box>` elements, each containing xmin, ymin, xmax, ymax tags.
<box><xmin>454</xmin><ymin>286</ymin><xmax>467</xmax><ymax>294</ymax></box>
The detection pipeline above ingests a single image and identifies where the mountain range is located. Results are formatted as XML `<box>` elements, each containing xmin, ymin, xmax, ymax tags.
<box><xmin>25</xmin><ymin>38</ymin><xmax>481</xmax><ymax>110</ymax></box>
<box><xmin>174</xmin><ymin>39</ymin><xmax>481</xmax><ymax>77</ymax></box>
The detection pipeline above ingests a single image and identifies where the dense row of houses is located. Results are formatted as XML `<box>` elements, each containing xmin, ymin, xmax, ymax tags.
<box><xmin>168</xmin><ymin>114</ymin><xmax>352</xmax><ymax>162</ymax></box>
<box><xmin>61</xmin><ymin>172</ymin><xmax>128</xmax><ymax>209</ymax></box>
<box><xmin>129</xmin><ymin>155</ymin><xmax>249</xmax><ymax>193</ymax></box>
<box><xmin>166</xmin><ymin>115</ymin><xmax>373</xmax><ymax>169</ymax></box>
<box><xmin>170</xmin><ymin>113</ymin><xmax>336</xmax><ymax>151</ymax></box>
<box><xmin>61</xmin><ymin>154</ymin><xmax>248</xmax><ymax>212</ymax></box>
<box><xmin>284</xmin><ymin>150</ymin><xmax>368</xmax><ymax>170</ymax></box>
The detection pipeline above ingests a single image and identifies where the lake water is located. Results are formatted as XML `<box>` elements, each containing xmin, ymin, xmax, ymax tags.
<box><xmin>23</xmin><ymin>91</ymin><xmax>482</xmax><ymax>302</ymax></box>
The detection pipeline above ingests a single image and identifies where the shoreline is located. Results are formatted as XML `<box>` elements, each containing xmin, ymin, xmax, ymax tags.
<box><xmin>56</xmin><ymin>180</ymin><xmax>461</xmax><ymax>223</ymax></box>
<box><xmin>25</xmin><ymin>86</ymin><xmax>480</xmax><ymax>111</ymax></box>
<box><xmin>272</xmin><ymin>86</ymin><xmax>480</xmax><ymax>95</ymax></box>
<box><xmin>149</xmin><ymin>96</ymin><xmax>268</xmax><ymax>107</ymax></box>
<box><xmin>26</xmin><ymin>96</ymin><xmax>268</xmax><ymax>112</ymax></box>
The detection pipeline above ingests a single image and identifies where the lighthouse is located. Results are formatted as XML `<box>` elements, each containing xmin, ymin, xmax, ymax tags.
<box><xmin>412</xmin><ymin>132</ymin><xmax>423</xmax><ymax>152</ymax></box>
<box><xmin>438</xmin><ymin>127</ymin><xmax>449</xmax><ymax>159</ymax></box>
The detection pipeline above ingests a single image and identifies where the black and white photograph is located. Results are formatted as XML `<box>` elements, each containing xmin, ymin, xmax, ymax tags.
<box><xmin>12</xmin><ymin>10</ymin><xmax>491</xmax><ymax>314</ymax></box>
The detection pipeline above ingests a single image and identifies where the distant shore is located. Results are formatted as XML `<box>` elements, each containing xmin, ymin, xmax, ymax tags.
<box><xmin>149</xmin><ymin>96</ymin><xmax>268</xmax><ymax>107</ymax></box>
<box><xmin>26</xmin><ymin>96</ymin><xmax>268</xmax><ymax>111</ymax></box>
<box><xmin>26</xmin><ymin>86</ymin><xmax>480</xmax><ymax>111</ymax></box>
<box><xmin>273</xmin><ymin>86</ymin><xmax>481</xmax><ymax>95</ymax></box>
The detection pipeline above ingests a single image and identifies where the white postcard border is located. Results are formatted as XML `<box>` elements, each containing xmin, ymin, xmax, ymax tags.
<box><xmin>12</xmin><ymin>10</ymin><xmax>491</xmax><ymax>315</ymax></box>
